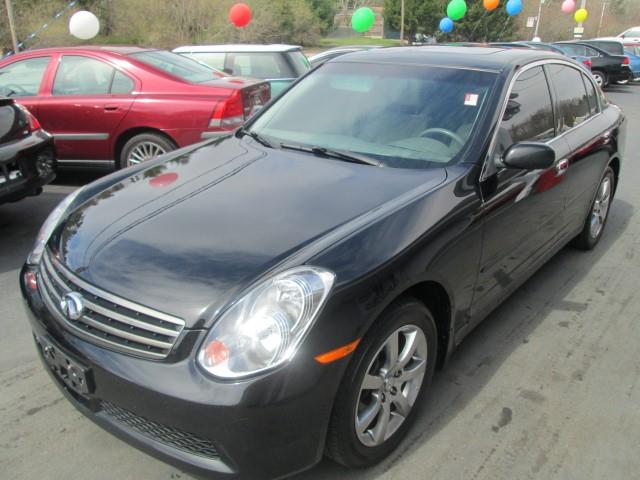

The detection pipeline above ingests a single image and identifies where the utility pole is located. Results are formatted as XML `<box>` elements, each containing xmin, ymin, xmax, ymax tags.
<box><xmin>4</xmin><ymin>0</ymin><xmax>19</xmax><ymax>53</ymax></box>
<box><xmin>400</xmin><ymin>0</ymin><xmax>405</xmax><ymax>44</ymax></box>
<box><xmin>597</xmin><ymin>2</ymin><xmax>607</xmax><ymax>37</ymax></box>
<box><xmin>533</xmin><ymin>0</ymin><xmax>545</xmax><ymax>40</ymax></box>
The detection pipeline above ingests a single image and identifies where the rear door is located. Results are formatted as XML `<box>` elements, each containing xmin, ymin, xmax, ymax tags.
<box><xmin>545</xmin><ymin>63</ymin><xmax>613</xmax><ymax>234</ymax></box>
<box><xmin>0</xmin><ymin>56</ymin><xmax>52</xmax><ymax>116</ymax></box>
<box><xmin>36</xmin><ymin>55</ymin><xmax>137</xmax><ymax>165</ymax></box>
<box><xmin>473</xmin><ymin>64</ymin><xmax>572</xmax><ymax>321</ymax></box>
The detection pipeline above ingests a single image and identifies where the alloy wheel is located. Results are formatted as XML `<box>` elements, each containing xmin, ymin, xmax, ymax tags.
<box><xmin>593</xmin><ymin>72</ymin><xmax>605</xmax><ymax>88</ymax></box>
<box><xmin>127</xmin><ymin>141</ymin><xmax>168</xmax><ymax>166</ymax></box>
<box><xmin>590</xmin><ymin>174</ymin><xmax>612</xmax><ymax>240</ymax></box>
<box><xmin>354</xmin><ymin>325</ymin><xmax>428</xmax><ymax>447</ymax></box>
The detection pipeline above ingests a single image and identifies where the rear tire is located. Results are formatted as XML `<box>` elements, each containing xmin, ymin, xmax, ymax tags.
<box><xmin>592</xmin><ymin>71</ymin><xmax>606</xmax><ymax>88</ymax></box>
<box><xmin>119</xmin><ymin>133</ymin><xmax>176</xmax><ymax>169</ymax></box>
<box><xmin>325</xmin><ymin>297</ymin><xmax>438</xmax><ymax>468</ymax></box>
<box><xmin>571</xmin><ymin>166</ymin><xmax>615</xmax><ymax>251</ymax></box>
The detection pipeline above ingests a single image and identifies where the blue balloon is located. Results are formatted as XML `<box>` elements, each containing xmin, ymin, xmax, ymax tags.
<box><xmin>506</xmin><ymin>0</ymin><xmax>523</xmax><ymax>16</ymax></box>
<box><xmin>439</xmin><ymin>17</ymin><xmax>454</xmax><ymax>33</ymax></box>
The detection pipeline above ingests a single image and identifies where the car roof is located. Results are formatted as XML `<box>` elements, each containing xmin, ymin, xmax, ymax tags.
<box><xmin>331</xmin><ymin>45</ymin><xmax>563</xmax><ymax>72</ymax></box>
<box><xmin>11</xmin><ymin>45</ymin><xmax>152</xmax><ymax>56</ymax></box>
<box><xmin>173</xmin><ymin>44</ymin><xmax>301</xmax><ymax>53</ymax></box>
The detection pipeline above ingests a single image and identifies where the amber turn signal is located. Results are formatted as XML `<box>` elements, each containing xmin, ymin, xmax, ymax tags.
<box><xmin>314</xmin><ymin>338</ymin><xmax>360</xmax><ymax>364</ymax></box>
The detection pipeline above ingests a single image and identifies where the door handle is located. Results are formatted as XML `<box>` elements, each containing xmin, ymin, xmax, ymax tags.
<box><xmin>104</xmin><ymin>105</ymin><xmax>119</xmax><ymax>111</ymax></box>
<box><xmin>556</xmin><ymin>158</ymin><xmax>569</xmax><ymax>176</ymax></box>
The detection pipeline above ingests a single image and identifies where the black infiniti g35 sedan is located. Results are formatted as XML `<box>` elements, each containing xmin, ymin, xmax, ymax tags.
<box><xmin>20</xmin><ymin>46</ymin><xmax>625</xmax><ymax>479</ymax></box>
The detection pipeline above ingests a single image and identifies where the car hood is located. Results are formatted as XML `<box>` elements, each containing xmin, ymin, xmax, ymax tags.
<box><xmin>54</xmin><ymin>137</ymin><xmax>446</xmax><ymax>327</ymax></box>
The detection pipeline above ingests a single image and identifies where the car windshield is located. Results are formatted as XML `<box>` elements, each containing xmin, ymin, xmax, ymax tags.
<box><xmin>250</xmin><ymin>62</ymin><xmax>496</xmax><ymax>169</ymax></box>
<box><xmin>129</xmin><ymin>50</ymin><xmax>221</xmax><ymax>83</ymax></box>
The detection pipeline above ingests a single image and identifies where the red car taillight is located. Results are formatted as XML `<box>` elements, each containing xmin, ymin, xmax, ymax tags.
<box><xmin>210</xmin><ymin>90</ymin><xmax>244</xmax><ymax>130</ymax></box>
<box><xmin>623</xmin><ymin>56</ymin><xmax>630</xmax><ymax>65</ymax></box>
<box><xmin>583</xmin><ymin>59</ymin><xmax>592</xmax><ymax>69</ymax></box>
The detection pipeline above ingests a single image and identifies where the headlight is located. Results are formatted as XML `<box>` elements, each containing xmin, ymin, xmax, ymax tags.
<box><xmin>27</xmin><ymin>187</ymin><xmax>85</xmax><ymax>265</ymax></box>
<box><xmin>198</xmin><ymin>266</ymin><xmax>335</xmax><ymax>379</ymax></box>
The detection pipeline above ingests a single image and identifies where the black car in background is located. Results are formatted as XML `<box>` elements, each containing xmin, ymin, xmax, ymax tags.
<box><xmin>0</xmin><ymin>97</ymin><xmax>55</xmax><ymax>204</ymax></box>
<box><xmin>21</xmin><ymin>46</ymin><xmax>625</xmax><ymax>479</ymax></box>
<box><xmin>553</xmin><ymin>41</ymin><xmax>631</xmax><ymax>87</ymax></box>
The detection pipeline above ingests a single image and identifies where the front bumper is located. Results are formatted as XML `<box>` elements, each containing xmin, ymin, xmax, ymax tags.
<box><xmin>21</xmin><ymin>265</ymin><xmax>343</xmax><ymax>479</ymax></box>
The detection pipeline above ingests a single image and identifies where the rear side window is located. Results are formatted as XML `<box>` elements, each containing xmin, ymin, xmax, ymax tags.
<box><xmin>589</xmin><ymin>42</ymin><xmax>623</xmax><ymax>55</ymax></box>
<box><xmin>555</xmin><ymin>44</ymin><xmax>587</xmax><ymax>56</ymax></box>
<box><xmin>547</xmin><ymin>64</ymin><xmax>591</xmax><ymax>132</ymax></box>
<box><xmin>0</xmin><ymin>57</ymin><xmax>50</xmax><ymax>97</ymax></box>
<box><xmin>53</xmin><ymin>56</ymin><xmax>114</xmax><ymax>95</ymax></box>
<box><xmin>585</xmin><ymin>46</ymin><xmax>601</xmax><ymax>57</ymax></box>
<box><xmin>227</xmin><ymin>53</ymin><xmax>293</xmax><ymax>79</ymax></box>
<box><xmin>496</xmin><ymin>66</ymin><xmax>555</xmax><ymax>155</ymax></box>
<box><xmin>581</xmin><ymin>73</ymin><xmax>599</xmax><ymax>116</ymax></box>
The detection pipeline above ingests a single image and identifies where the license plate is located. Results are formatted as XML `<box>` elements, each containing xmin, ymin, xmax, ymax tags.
<box><xmin>36</xmin><ymin>335</ymin><xmax>93</xmax><ymax>396</ymax></box>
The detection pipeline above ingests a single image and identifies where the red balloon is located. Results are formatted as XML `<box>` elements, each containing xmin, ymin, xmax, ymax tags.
<box><xmin>229</xmin><ymin>3</ymin><xmax>252</xmax><ymax>28</ymax></box>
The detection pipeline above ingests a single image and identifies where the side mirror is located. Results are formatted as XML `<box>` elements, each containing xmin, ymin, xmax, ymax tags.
<box><xmin>503</xmin><ymin>142</ymin><xmax>555</xmax><ymax>170</ymax></box>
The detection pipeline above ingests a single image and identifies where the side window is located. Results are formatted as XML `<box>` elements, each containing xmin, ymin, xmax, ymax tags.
<box><xmin>585</xmin><ymin>46</ymin><xmax>600</xmax><ymax>57</ymax></box>
<box><xmin>111</xmin><ymin>70</ymin><xmax>135</xmax><ymax>94</ymax></box>
<box><xmin>496</xmin><ymin>66</ymin><xmax>555</xmax><ymax>156</ymax></box>
<box><xmin>547</xmin><ymin>64</ymin><xmax>591</xmax><ymax>132</ymax></box>
<box><xmin>227</xmin><ymin>53</ymin><xmax>288</xmax><ymax>79</ymax></box>
<box><xmin>53</xmin><ymin>56</ymin><xmax>114</xmax><ymax>96</ymax></box>
<box><xmin>0</xmin><ymin>57</ymin><xmax>50</xmax><ymax>97</ymax></box>
<box><xmin>581</xmin><ymin>73</ymin><xmax>599</xmax><ymax>116</ymax></box>
<box><xmin>558</xmin><ymin>44</ymin><xmax>586</xmax><ymax>56</ymax></box>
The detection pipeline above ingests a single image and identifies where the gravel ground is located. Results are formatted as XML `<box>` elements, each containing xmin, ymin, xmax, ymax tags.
<box><xmin>1</xmin><ymin>86</ymin><xmax>639</xmax><ymax>480</ymax></box>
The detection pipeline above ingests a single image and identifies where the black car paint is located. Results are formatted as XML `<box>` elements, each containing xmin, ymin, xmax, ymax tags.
<box><xmin>554</xmin><ymin>41</ymin><xmax>631</xmax><ymax>84</ymax></box>
<box><xmin>0</xmin><ymin>97</ymin><xmax>56</xmax><ymax>204</ymax></box>
<box><xmin>21</xmin><ymin>47</ymin><xmax>625</xmax><ymax>479</ymax></box>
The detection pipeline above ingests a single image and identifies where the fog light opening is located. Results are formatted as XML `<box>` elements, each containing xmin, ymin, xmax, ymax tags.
<box><xmin>25</xmin><ymin>270</ymin><xmax>38</xmax><ymax>291</ymax></box>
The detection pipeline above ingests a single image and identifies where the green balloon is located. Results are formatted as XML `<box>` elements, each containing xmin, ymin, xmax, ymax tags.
<box><xmin>352</xmin><ymin>7</ymin><xmax>375</xmax><ymax>33</ymax></box>
<box><xmin>447</xmin><ymin>0</ymin><xmax>467</xmax><ymax>21</ymax></box>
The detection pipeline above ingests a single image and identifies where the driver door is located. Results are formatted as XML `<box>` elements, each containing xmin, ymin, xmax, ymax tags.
<box><xmin>471</xmin><ymin>65</ymin><xmax>572</xmax><ymax>322</ymax></box>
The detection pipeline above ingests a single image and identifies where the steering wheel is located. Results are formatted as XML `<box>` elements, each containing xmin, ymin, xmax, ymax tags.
<box><xmin>3</xmin><ymin>84</ymin><xmax>30</xmax><ymax>96</ymax></box>
<box><xmin>419</xmin><ymin>128</ymin><xmax>465</xmax><ymax>148</ymax></box>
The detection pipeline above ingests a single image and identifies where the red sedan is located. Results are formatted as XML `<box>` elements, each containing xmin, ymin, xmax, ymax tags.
<box><xmin>0</xmin><ymin>46</ymin><xmax>270</xmax><ymax>169</ymax></box>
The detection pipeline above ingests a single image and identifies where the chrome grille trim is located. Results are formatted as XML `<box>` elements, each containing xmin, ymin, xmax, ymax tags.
<box><xmin>39</xmin><ymin>249</ymin><xmax>185</xmax><ymax>359</ymax></box>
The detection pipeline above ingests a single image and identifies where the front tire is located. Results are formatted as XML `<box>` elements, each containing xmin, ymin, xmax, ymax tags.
<box><xmin>325</xmin><ymin>297</ymin><xmax>438</xmax><ymax>468</ymax></box>
<box><xmin>119</xmin><ymin>133</ymin><xmax>176</xmax><ymax>169</ymax></box>
<box><xmin>571</xmin><ymin>166</ymin><xmax>615</xmax><ymax>250</ymax></box>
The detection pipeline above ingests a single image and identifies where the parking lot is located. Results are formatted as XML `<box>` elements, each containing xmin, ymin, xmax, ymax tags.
<box><xmin>1</xmin><ymin>86</ymin><xmax>639</xmax><ymax>479</ymax></box>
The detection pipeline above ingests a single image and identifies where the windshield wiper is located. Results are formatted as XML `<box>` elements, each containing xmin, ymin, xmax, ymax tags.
<box><xmin>280</xmin><ymin>143</ymin><xmax>381</xmax><ymax>166</ymax></box>
<box><xmin>236</xmin><ymin>127</ymin><xmax>274</xmax><ymax>148</ymax></box>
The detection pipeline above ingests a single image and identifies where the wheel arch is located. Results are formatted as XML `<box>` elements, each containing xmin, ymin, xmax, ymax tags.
<box><xmin>608</xmin><ymin>155</ymin><xmax>620</xmax><ymax>196</ymax></box>
<box><xmin>113</xmin><ymin>128</ymin><xmax>178</xmax><ymax>168</ymax></box>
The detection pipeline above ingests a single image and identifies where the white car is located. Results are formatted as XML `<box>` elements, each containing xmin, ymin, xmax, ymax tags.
<box><xmin>173</xmin><ymin>44</ymin><xmax>310</xmax><ymax>97</ymax></box>
<box><xmin>618</xmin><ymin>26</ymin><xmax>640</xmax><ymax>45</ymax></box>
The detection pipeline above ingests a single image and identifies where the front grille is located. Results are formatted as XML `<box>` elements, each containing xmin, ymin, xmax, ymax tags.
<box><xmin>101</xmin><ymin>401</ymin><xmax>219</xmax><ymax>459</ymax></box>
<box><xmin>39</xmin><ymin>249</ymin><xmax>185</xmax><ymax>359</ymax></box>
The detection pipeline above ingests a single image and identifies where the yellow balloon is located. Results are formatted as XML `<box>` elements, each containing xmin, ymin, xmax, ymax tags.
<box><xmin>574</xmin><ymin>8</ymin><xmax>588</xmax><ymax>23</ymax></box>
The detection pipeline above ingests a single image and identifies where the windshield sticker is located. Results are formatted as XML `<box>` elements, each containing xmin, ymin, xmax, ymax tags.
<box><xmin>464</xmin><ymin>93</ymin><xmax>479</xmax><ymax>106</ymax></box>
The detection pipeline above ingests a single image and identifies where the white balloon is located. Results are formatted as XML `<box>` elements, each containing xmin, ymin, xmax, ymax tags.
<box><xmin>69</xmin><ymin>11</ymin><xmax>100</xmax><ymax>40</ymax></box>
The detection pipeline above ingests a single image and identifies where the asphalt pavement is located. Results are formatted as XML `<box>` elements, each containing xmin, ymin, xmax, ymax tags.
<box><xmin>1</xmin><ymin>86</ymin><xmax>639</xmax><ymax>480</ymax></box>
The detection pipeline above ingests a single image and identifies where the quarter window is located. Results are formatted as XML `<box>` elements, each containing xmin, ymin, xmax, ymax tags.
<box><xmin>181</xmin><ymin>52</ymin><xmax>226</xmax><ymax>72</ymax></box>
<box><xmin>111</xmin><ymin>70</ymin><xmax>135</xmax><ymax>94</ymax></box>
<box><xmin>547</xmin><ymin>64</ymin><xmax>591</xmax><ymax>132</ymax></box>
<box><xmin>0</xmin><ymin>57</ymin><xmax>50</xmax><ymax>97</ymax></box>
<box><xmin>581</xmin><ymin>73</ymin><xmax>599</xmax><ymax>116</ymax></box>
<box><xmin>495</xmin><ymin>66</ymin><xmax>555</xmax><ymax>156</ymax></box>
<box><xmin>53</xmin><ymin>56</ymin><xmax>114</xmax><ymax>95</ymax></box>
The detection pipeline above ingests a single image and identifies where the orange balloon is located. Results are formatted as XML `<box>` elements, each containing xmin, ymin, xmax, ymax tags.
<box><xmin>484</xmin><ymin>0</ymin><xmax>500</xmax><ymax>10</ymax></box>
